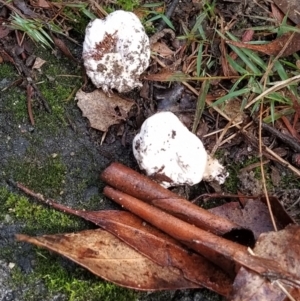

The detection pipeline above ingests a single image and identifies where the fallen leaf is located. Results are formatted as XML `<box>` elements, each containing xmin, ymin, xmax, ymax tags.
<box><xmin>15</xmin><ymin>182</ymin><xmax>233</xmax><ymax>296</ymax></box>
<box><xmin>32</xmin><ymin>57</ymin><xmax>46</xmax><ymax>70</ymax></box>
<box><xmin>209</xmin><ymin>198</ymin><xmax>294</xmax><ymax>240</ymax></box>
<box><xmin>51</xmin><ymin>35</ymin><xmax>77</xmax><ymax>62</ymax></box>
<box><xmin>151</xmin><ymin>42</ymin><xmax>174</xmax><ymax>57</ymax></box>
<box><xmin>29</xmin><ymin>0</ymin><xmax>50</xmax><ymax>8</ymax></box>
<box><xmin>76</xmin><ymin>89</ymin><xmax>134</xmax><ymax>132</ymax></box>
<box><xmin>73</xmin><ymin>210</ymin><xmax>233</xmax><ymax>296</ymax></box>
<box><xmin>273</xmin><ymin>0</ymin><xmax>300</xmax><ymax>24</ymax></box>
<box><xmin>0</xmin><ymin>25</ymin><xmax>10</xmax><ymax>39</ymax></box>
<box><xmin>226</xmin><ymin>26</ymin><xmax>300</xmax><ymax>57</ymax></box>
<box><xmin>271</xmin><ymin>2</ymin><xmax>285</xmax><ymax>23</ymax></box>
<box><xmin>13</xmin><ymin>0</ymin><xmax>37</xmax><ymax>17</ymax></box>
<box><xmin>16</xmin><ymin>229</ymin><xmax>201</xmax><ymax>291</ymax></box>
<box><xmin>232</xmin><ymin>224</ymin><xmax>300</xmax><ymax>300</ymax></box>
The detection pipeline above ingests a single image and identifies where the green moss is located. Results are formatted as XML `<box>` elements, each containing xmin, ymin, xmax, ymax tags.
<box><xmin>4</xmin><ymin>87</ymin><xmax>28</xmax><ymax>120</ymax></box>
<box><xmin>6</xmin><ymin>155</ymin><xmax>66</xmax><ymax>196</ymax></box>
<box><xmin>116</xmin><ymin>0</ymin><xmax>139</xmax><ymax>11</ymax></box>
<box><xmin>0</xmin><ymin>63</ymin><xmax>17</xmax><ymax>79</ymax></box>
<box><xmin>0</xmin><ymin>188</ymin><xmax>84</xmax><ymax>233</ymax></box>
<box><xmin>104</xmin><ymin>0</ymin><xmax>140</xmax><ymax>13</ymax></box>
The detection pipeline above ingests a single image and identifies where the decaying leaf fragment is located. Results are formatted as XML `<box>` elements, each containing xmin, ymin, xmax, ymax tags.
<box><xmin>151</xmin><ymin>42</ymin><xmax>174</xmax><ymax>57</ymax></box>
<box><xmin>232</xmin><ymin>224</ymin><xmax>300</xmax><ymax>300</ymax></box>
<box><xmin>273</xmin><ymin>0</ymin><xmax>300</xmax><ymax>24</ymax></box>
<box><xmin>16</xmin><ymin>229</ymin><xmax>200</xmax><ymax>291</ymax></box>
<box><xmin>226</xmin><ymin>25</ymin><xmax>300</xmax><ymax>57</ymax></box>
<box><xmin>76</xmin><ymin>89</ymin><xmax>134</xmax><ymax>132</ymax></box>
<box><xmin>209</xmin><ymin>198</ymin><xmax>294</xmax><ymax>240</ymax></box>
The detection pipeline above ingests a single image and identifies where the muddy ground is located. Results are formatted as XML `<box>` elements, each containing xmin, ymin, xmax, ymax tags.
<box><xmin>1</xmin><ymin>0</ymin><xmax>300</xmax><ymax>300</ymax></box>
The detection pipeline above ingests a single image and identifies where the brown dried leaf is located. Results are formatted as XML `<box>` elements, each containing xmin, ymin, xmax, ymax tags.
<box><xmin>79</xmin><ymin>210</ymin><xmax>233</xmax><ymax>296</ymax></box>
<box><xmin>0</xmin><ymin>25</ymin><xmax>10</xmax><ymax>39</ymax></box>
<box><xmin>13</xmin><ymin>0</ymin><xmax>37</xmax><ymax>17</ymax></box>
<box><xmin>29</xmin><ymin>0</ymin><xmax>50</xmax><ymax>8</ymax></box>
<box><xmin>32</xmin><ymin>57</ymin><xmax>46</xmax><ymax>69</ymax></box>
<box><xmin>76</xmin><ymin>89</ymin><xmax>134</xmax><ymax>132</ymax></box>
<box><xmin>52</xmin><ymin>35</ymin><xmax>77</xmax><ymax>62</ymax></box>
<box><xmin>273</xmin><ymin>0</ymin><xmax>300</xmax><ymax>24</ymax></box>
<box><xmin>16</xmin><ymin>229</ymin><xmax>201</xmax><ymax>291</ymax></box>
<box><xmin>151</xmin><ymin>42</ymin><xmax>174</xmax><ymax>57</ymax></box>
<box><xmin>232</xmin><ymin>224</ymin><xmax>300</xmax><ymax>300</ymax></box>
<box><xmin>209</xmin><ymin>198</ymin><xmax>294</xmax><ymax>240</ymax></box>
<box><xmin>144</xmin><ymin>69</ymin><xmax>177</xmax><ymax>81</ymax></box>
<box><xmin>226</xmin><ymin>27</ymin><xmax>300</xmax><ymax>57</ymax></box>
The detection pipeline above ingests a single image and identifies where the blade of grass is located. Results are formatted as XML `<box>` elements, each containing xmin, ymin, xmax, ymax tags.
<box><xmin>226</xmin><ymin>54</ymin><xmax>248</xmax><ymax>75</ymax></box>
<box><xmin>192</xmin><ymin>80</ymin><xmax>210</xmax><ymax>133</ymax></box>
<box><xmin>225</xmin><ymin>32</ymin><xmax>267</xmax><ymax>71</ymax></box>
<box><xmin>196</xmin><ymin>42</ymin><xmax>204</xmax><ymax>76</ymax></box>
<box><xmin>212</xmin><ymin>87</ymin><xmax>251</xmax><ymax>107</ymax></box>
<box><xmin>217</xmin><ymin>30</ymin><xmax>261</xmax><ymax>74</ymax></box>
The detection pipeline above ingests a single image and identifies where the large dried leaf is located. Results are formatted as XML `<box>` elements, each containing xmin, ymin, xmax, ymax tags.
<box><xmin>16</xmin><ymin>229</ymin><xmax>201</xmax><ymax>291</ymax></box>
<box><xmin>76</xmin><ymin>89</ymin><xmax>134</xmax><ymax>132</ymax></box>
<box><xmin>78</xmin><ymin>210</ymin><xmax>233</xmax><ymax>296</ymax></box>
<box><xmin>15</xmin><ymin>183</ymin><xmax>232</xmax><ymax>296</ymax></box>
<box><xmin>232</xmin><ymin>224</ymin><xmax>300</xmax><ymax>300</ymax></box>
<box><xmin>273</xmin><ymin>0</ymin><xmax>300</xmax><ymax>24</ymax></box>
<box><xmin>226</xmin><ymin>26</ymin><xmax>300</xmax><ymax>57</ymax></box>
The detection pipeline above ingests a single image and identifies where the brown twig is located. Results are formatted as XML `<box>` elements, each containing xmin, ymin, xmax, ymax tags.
<box><xmin>100</xmin><ymin>162</ymin><xmax>254</xmax><ymax>241</ymax></box>
<box><xmin>2</xmin><ymin>44</ymin><xmax>51</xmax><ymax>113</ymax></box>
<box><xmin>260</xmin><ymin>121</ymin><xmax>300</xmax><ymax>153</ymax></box>
<box><xmin>26</xmin><ymin>84</ymin><xmax>35</xmax><ymax>126</ymax></box>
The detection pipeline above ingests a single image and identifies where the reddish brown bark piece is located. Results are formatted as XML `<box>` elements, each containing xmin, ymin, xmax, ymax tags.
<box><xmin>103</xmin><ymin>186</ymin><xmax>300</xmax><ymax>287</ymax></box>
<box><xmin>226</xmin><ymin>26</ymin><xmax>300</xmax><ymax>57</ymax></box>
<box><xmin>232</xmin><ymin>225</ymin><xmax>300</xmax><ymax>300</ymax></box>
<box><xmin>16</xmin><ymin>229</ymin><xmax>201</xmax><ymax>291</ymax></box>
<box><xmin>15</xmin><ymin>183</ymin><xmax>232</xmax><ymax>296</ymax></box>
<box><xmin>100</xmin><ymin>162</ymin><xmax>253</xmax><ymax>241</ymax></box>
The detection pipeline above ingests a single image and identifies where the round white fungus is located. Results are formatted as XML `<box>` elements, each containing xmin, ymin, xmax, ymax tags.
<box><xmin>82</xmin><ymin>10</ymin><xmax>150</xmax><ymax>93</ymax></box>
<box><xmin>133</xmin><ymin>112</ymin><xmax>228</xmax><ymax>187</ymax></box>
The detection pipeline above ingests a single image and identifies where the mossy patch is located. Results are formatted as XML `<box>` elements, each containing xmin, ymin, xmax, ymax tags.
<box><xmin>0</xmin><ymin>62</ymin><xmax>17</xmax><ymax>79</ymax></box>
<box><xmin>0</xmin><ymin>187</ymin><xmax>84</xmax><ymax>233</ymax></box>
<box><xmin>5</xmin><ymin>155</ymin><xmax>66</xmax><ymax>197</ymax></box>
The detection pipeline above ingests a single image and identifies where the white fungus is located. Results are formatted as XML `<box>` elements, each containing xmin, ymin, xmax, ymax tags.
<box><xmin>82</xmin><ymin>10</ymin><xmax>150</xmax><ymax>93</ymax></box>
<box><xmin>132</xmin><ymin>112</ymin><xmax>228</xmax><ymax>187</ymax></box>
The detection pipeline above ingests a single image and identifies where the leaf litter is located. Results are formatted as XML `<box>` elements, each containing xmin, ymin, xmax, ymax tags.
<box><xmin>15</xmin><ymin>161</ymin><xmax>300</xmax><ymax>299</ymax></box>
<box><xmin>76</xmin><ymin>89</ymin><xmax>134</xmax><ymax>132</ymax></box>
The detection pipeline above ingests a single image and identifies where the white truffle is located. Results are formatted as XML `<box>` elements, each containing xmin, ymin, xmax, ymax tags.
<box><xmin>133</xmin><ymin>112</ymin><xmax>228</xmax><ymax>187</ymax></box>
<box><xmin>82</xmin><ymin>10</ymin><xmax>150</xmax><ymax>93</ymax></box>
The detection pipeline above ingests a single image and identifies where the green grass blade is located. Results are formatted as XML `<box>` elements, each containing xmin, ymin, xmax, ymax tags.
<box><xmin>212</xmin><ymin>87</ymin><xmax>251</xmax><ymax>107</ymax></box>
<box><xmin>192</xmin><ymin>80</ymin><xmax>210</xmax><ymax>133</ymax></box>
<box><xmin>196</xmin><ymin>43</ymin><xmax>203</xmax><ymax>76</ymax></box>
<box><xmin>160</xmin><ymin>14</ymin><xmax>175</xmax><ymax>30</ymax></box>
<box><xmin>226</xmin><ymin>54</ymin><xmax>248</xmax><ymax>75</ymax></box>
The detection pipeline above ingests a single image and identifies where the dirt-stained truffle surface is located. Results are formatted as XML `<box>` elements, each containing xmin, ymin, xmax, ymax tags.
<box><xmin>82</xmin><ymin>10</ymin><xmax>150</xmax><ymax>93</ymax></box>
<box><xmin>133</xmin><ymin>112</ymin><xmax>208</xmax><ymax>187</ymax></box>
